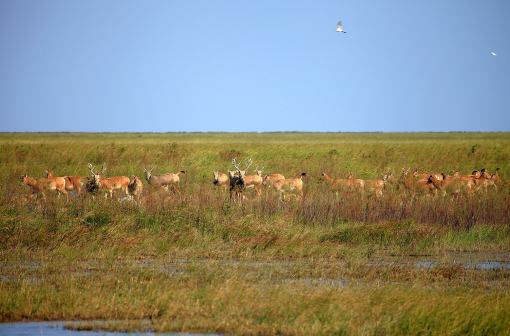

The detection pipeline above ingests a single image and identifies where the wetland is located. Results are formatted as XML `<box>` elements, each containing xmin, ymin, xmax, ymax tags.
<box><xmin>1</xmin><ymin>132</ymin><xmax>510</xmax><ymax>335</ymax></box>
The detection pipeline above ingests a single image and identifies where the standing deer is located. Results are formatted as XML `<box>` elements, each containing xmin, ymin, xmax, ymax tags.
<box><xmin>143</xmin><ymin>164</ymin><xmax>186</xmax><ymax>197</ymax></box>
<box><xmin>88</xmin><ymin>163</ymin><xmax>130</xmax><ymax>199</ymax></box>
<box><xmin>242</xmin><ymin>164</ymin><xmax>264</xmax><ymax>196</ymax></box>
<box><xmin>128</xmin><ymin>175</ymin><xmax>144</xmax><ymax>203</ymax></box>
<box><xmin>320</xmin><ymin>173</ymin><xmax>364</xmax><ymax>193</ymax></box>
<box><xmin>20</xmin><ymin>174</ymin><xmax>68</xmax><ymax>201</ymax></box>
<box><xmin>427</xmin><ymin>173</ymin><xmax>473</xmax><ymax>196</ymax></box>
<box><xmin>273</xmin><ymin>173</ymin><xmax>306</xmax><ymax>199</ymax></box>
<box><xmin>46</xmin><ymin>171</ymin><xmax>88</xmax><ymax>196</ymax></box>
<box><xmin>347</xmin><ymin>174</ymin><xmax>365</xmax><ymax>189</ymax></box>
<box><xmin>486</xmin><ymin>168</ymin><xmax>503</xmax><ymax>191</ymax></box>
<box><xmin>398</xmin><ymin>168</ymin><xmax>436</xmax><ymax>196</ymax></box>
<box><xmin>229</xmin><ymin>157</ymin><xmax>251</xmax><ymax>202</ymax></box>
<box><xmin>471</xmin><ymin>169</ymin><xmax>493</xmax><ymax>193</ymax></box>
<box><xmin>212</xmin><ymin>171</ymin><xmax>229</xmax><ymax>192</ymax></box>
<box><xmin>364</xmin><ymin>174</ymin><xmax>387</xmax><ymax>196</ymax></box>
<box><xmin>262</xmin><ymin>173</ymin><xmax>286</xmax><ymax>195</ymax></box>
<box><xmin>413</xmin><ymin>169</ymin><xmax>443</xmax><ymax>181</ymax></box>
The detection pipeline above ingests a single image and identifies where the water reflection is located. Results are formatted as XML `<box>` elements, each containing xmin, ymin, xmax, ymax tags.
<box><xmin>0</xmin><ymin>321</ymin><xmax>221</xmax><ymax>336</ymax></box>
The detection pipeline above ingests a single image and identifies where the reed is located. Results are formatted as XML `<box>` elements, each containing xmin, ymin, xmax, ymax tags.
<box><xmin>1</xmin><ymin>132</ymin><xmax>509</xmax><ymax>335</ymax></box>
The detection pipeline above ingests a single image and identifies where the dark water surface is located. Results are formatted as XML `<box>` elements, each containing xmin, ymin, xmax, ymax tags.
<box><xmin>0</xmin><ymin>322</ymin><xmax>221</xmax><ymax>336</ymax></box>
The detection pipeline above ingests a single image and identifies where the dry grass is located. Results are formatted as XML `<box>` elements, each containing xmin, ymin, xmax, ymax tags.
<box><xmin>1</xmin><ymin>132</ymin><xmax>510</xmax><ymax>335</ymax></box>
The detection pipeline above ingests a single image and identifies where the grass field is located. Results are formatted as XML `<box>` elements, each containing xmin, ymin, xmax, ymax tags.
<box><xmin>1</xmin><ymin>132</ymin><xmax>510</xmax><ymax>335</ymax></box>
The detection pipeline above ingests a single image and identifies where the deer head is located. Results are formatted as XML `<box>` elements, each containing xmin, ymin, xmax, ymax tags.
<box><xmin>212</xmin><ymin>170</ymin><xmax>222</xmax><ymax>183</ymax></box>
<box><xmin>232</xmin><ymin>157</ymin><xmax>252</xmax><ymax>181</ymax></box>
<box><xmin>143</xmin><ymin>163</ymin><xmax>156</xmax><ymax>181</ymax></box>
<box><xmin>88</xmin><ymin>162</ymin><xmax>106</xmax><ymax>185</ymax></box>
<box><xmin>254</xmin><ymin>165</ymin><xmax>265</xmax><ymax>176</ymax></box>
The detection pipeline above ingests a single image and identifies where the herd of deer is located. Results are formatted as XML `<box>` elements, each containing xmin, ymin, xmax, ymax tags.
<box><xmin>320</xmin><ymin>167</ymin><xmax>503</xmax><ymax>197</ymax></box>
<box><xmin>215</xmin><ymin>159</ymin><xmax>504</xmax><ymax>200</ymax></box>
<box><xmin>19</xmin><ymin>163</ymin><xmax>185</xmax><ymax>203</ymax></box>
<box><xmin>213</xmin><ymin>158</ymin><xmax>306</xmax><ymax>201</ymax></box>
<box><xmin>19</xmin><ymin>158</ymin><xmax>504</xmax><ymax>203</ymax></box>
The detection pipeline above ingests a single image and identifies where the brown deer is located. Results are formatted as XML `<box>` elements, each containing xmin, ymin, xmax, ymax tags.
<box><xmin>128</xmin><ymin>175</ymin><xmax>144</xmax><ymax>203</ymax></box>
<box><xmin>273</xmin><ymin>173</ymin><xmax>306</xmax><ymax>198</ymax></box>
<box><xmin>398</xmin><ymin>168</ymin><xmax>436</xmax><ymax>196</ymax></box>
<box><xmin>46</xmin><ymin>171</ymin><xmax>88</xmax><ymax>196</ymax></box>
<box><xmin>242</xmin><ymin>164</ymin><xmax>264</xmax><ymax>196</ymax></box>
<box><xmin>485</xmin><ymin>168</ymin><xmax>503</xmax><ymax>191</ymax></box>
<box><xmin>20</xmin><ymin>174</ymin><xmax>68</xmax><ymax>201</ymax></box>
<box><xmin>413</xmin><ymin>169</ymin><xmax>443</xmax><ymax>181</ymax></box>
<box><xmin>262</xmin><ymin>173</ymin><xmax>285</xmax><ymax>195</ymax></box>
<box><xmin>364</xmin><ymin>174</ymin><xmax>387</xmax><ymax>196</ymax></box>
<box><xmin>412</xmin><ymin>169</ymin><xmax>430</xmax><ymax>181</ymax></box>
<box><xmin>320</xmin><ymin>173</ymin><xmax>364</xmax><ymax>192</ymax></box>
<box><xmin>88</xmin><ymin>163</ymin><xmax>130</xmax><ymax>199</ymax></box>
<box><xmin>454</xmin><ymin>170</ymin><xmax>481</xmax><ymax>181</ymax></box>
<box><xmin>384</xmin><ymin>172</ymin><xmax>399</xmax><ymax>189</ymax></box>
<box><xmin>254</xmin><ymin>166</ymin><xmax>265</xmax><ymax>178</ymax></box>
<box><xmin>427</xmin><ymin>173</ymin><xmax>473</xmax><ymax>196</ymax></box>
<box><xmin>347</xmin><ymin>174</ymin><xmax>365</xmax><ymax>189</ymax></box>
<box><xmin>450</xmin><ymin>169</ymin><xmax>491</xmax><ymax>192</ymax></box>
<box><xmin>212</xmin><ymin>171</ymin><xmax>229</xmax><ymax>191</ymax></box>
<box><xmin>470</xmin><ymin>169</ymin><xmax>494</xmax><ymax>193</ymax></box>
<box><xmin>143</xmin><ymin>164</ymin><xmax>186</xmax><ymax>197</ymax></box>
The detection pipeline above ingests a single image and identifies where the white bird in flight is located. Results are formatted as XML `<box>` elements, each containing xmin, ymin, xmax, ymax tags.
<box><xmin>335</xmin><ymin>20</ymin><xmax>346</xmax><ymax>33</ymax></box>
<box><xmin>492</xmin><ymin>52</ymin><xmax>497</xmax><ymax>56</ymax></box>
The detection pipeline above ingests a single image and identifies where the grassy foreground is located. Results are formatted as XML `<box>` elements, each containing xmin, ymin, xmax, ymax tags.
<box><xmin>1</xmin><ymin>132</ymin><xmax>510</xmax><ymax>335</ymax></box>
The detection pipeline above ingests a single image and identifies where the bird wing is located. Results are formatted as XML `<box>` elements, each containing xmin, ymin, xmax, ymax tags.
<box><xmin>337</xmin><ymin>21</ymin><xmax>342</xmax><ymax>28</ymax></box>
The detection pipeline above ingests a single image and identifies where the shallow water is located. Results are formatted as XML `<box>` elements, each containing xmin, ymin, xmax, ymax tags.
<box><xmin>394</xmin><ymin>252</ymin><xmax>510</xmax><ymax>269</ymax></box>
<box><xmin>0</xmin><ymin>321</ymin><xmax>221</xmax><ymax>336</ymax></box>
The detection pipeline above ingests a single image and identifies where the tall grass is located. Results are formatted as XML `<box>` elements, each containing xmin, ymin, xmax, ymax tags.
<box><xmin>1</xmin><ymin>132</ymin><xmax>510</xmax><ymax>334</ymax></box>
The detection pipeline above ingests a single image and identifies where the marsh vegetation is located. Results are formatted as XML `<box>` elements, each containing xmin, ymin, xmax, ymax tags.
<box><xmin>1</xmin><ymin>132</ymin><xmax>510</xmax><ymax>335</ymax></box>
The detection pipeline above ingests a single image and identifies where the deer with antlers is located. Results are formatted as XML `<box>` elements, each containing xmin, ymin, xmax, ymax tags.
<box><xmin>229</xmin><ymin>157</ymin><xmax>252</xmax><ymax>201</ymax></box>
<box><xmin>88</xmin><ymin>163</ymin><xmax>130</xmax><ymax>199</ymax></box>
<box><xmin>143</xmin><ymin>164</ymin><xmax>186</xmax><ymax>197</ymax></box>
<box><xmin>20</xmin><ymin>174</ymin><xmax>68</xmax><ymax>201</ymax></box>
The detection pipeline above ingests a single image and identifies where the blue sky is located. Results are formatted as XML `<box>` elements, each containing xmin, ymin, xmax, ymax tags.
<box><xmin>1</xmin><ymin>1</ymin><xmax>509</xmax><ymax>132</ymax></box>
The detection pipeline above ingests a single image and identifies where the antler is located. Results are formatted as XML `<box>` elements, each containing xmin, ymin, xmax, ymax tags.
<box><xmin>88</xmin><ymin>163</ymin><xmax>95</xmax><ymax>175</ymax></box>
<box><xmin>232</xmin><ymin>157</ymin><xmax>242</xmax><ymax>171</ymax></box>
<box><xmin>256</xmin><ymin>165</ymin><xmax>265</xmax><ymax>173</ymax></box>
<box><xmin>150</xmin><ymin>163</ymin><xmax>155</xmax><ymax>173</ymax></box>
<box><xmin>100</xmin><ymin>162</ymin><xmax>107</xmax><ymax>174</ymax></box>
<box><xmin>244</xmin><ymin>158</ymin><xmax>252</xmax><ymax>170</ymax></box>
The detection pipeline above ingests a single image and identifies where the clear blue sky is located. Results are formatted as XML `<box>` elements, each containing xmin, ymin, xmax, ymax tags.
<box><xmin>1</xmin><ymin>1</ymin><xmax>509</xmax><ymax>132</ymax></box>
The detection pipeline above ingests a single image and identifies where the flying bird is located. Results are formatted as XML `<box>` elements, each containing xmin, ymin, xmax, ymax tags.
<box><xmin>335</xmin><ymin>21</ymin><xmax>346</xmax><ymax>33</ymax></box>
<box><xmin>492</xmin><ymin>52</ymin><xmax>497</xmax><ymax>56</ymax></box>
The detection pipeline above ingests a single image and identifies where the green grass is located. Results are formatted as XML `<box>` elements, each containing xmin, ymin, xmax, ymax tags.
<box><xmin>1</xmin><ymin>132</ymin><xmax>510</xmax><ymax>335</ymax></box>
